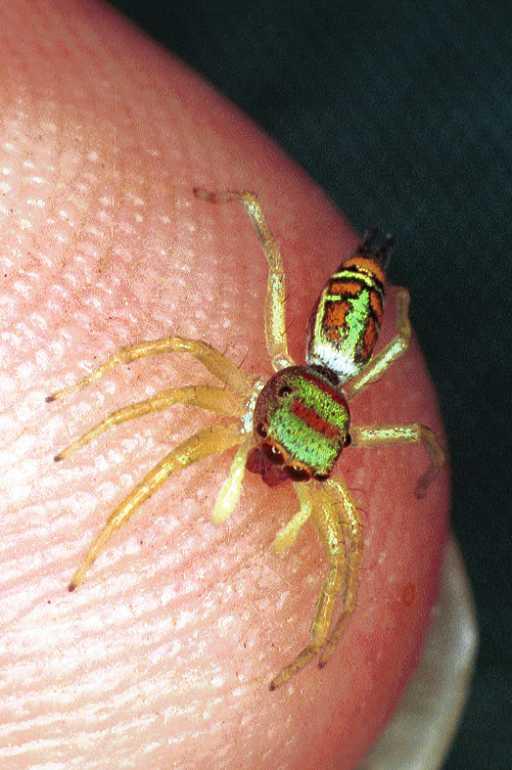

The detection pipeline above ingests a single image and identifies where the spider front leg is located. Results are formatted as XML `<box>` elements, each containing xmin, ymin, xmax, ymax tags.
<box><xmin>47</xmin><ymin>333</ymin><xmax>256</xmax><ymax>588</ymax></box>
<box><xmin>270</xmin><ymin>477</ymin><xmax>361</xmax><ymax>690</ymax></box>
<box><xmin>272</xmin><ymin>483</ymin><xmax>313</xmax><ymax>555</ymax></box>
<box><xmin>54</xmin><ymin>385</ymin><xmax>245</xmax><ymax>462</ymax></box>
<box><xmin>351</xmin><ymin>424</ymin><xmax>445</xmax><ymax>499</ymax></box>
<box><xmin>47</xmin><ymin>335</ymin><xmax>254</xmax><ymax>402</ymax></box>
<box><xmin>194</xmin><ymin>188</ymin><xmax>294</xmax><ymax>371</ymax></box>
<box><xmin>344</xmin><ymin>287</ymin><xmax>411</xmax><ymax>401</ymax></box>
<box><xmin>68</xmin><ymin>421</ymin><xmax>243</xmax><ymax>591</ymax></box>
<box><xmin>211</xmin><ymin>434</ymin><xmax>255</xmax><ymax>525</ymax></box>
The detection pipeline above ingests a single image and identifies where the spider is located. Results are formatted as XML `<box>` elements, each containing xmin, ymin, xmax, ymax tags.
<box><xmin>48</xmin><ymin>189</ymin><xmax>445</xmax><ymax>690</ymax></box>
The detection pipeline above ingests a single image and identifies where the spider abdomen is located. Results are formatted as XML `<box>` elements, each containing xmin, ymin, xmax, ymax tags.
<box><xmin>246</xmin><ymin>366</ymin><xmax>350</xmax><ymax>486</ymax></box>
<box><xmin>306</xmin><ymin>252</ymin><xmax>386</xmax><ymax>384</ymax></box>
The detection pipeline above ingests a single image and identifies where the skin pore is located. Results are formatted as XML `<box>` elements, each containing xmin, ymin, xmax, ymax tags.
<box><xmin>0</xmin><ymin>2</ymin><xmax>449</xmax><ymax>769</ymax></box>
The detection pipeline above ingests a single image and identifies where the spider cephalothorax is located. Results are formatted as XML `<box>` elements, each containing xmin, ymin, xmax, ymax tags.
<box><xmin>246</xmin><ymin>365</ymin><xmax>351</xmax><ymax>486</ymax></box>
<box><xmin>48</xmin><ymin>188</ymin><xmax>444</xmax><ymax>690</ymax></box>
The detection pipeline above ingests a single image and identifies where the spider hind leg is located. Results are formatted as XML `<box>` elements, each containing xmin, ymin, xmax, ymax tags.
<box><xmin>344</xmin><ymin>287</ymin><xmax>411</xmax><ymax>401</ymax></box>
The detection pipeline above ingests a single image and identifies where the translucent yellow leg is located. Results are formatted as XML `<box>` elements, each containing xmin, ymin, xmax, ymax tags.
<box><xmin>211</xmin><ymin>434</ymin><xmax>254</xmax><ymax>525</ymax></box>
<box><xmin>351</xmin><ymin>423</ymin><xmax>445</xmax><ymax>498</ymax></box>
<box><xmin>318</xmin><ymin>478</ymin><xmax>364</xmax><ymax>666</ymax></box>
<box><xmin>270</xmin><ymin>481</ymin><xmax>347</xmax><ymax>690</ymax></box>
<box><xmin>54</xmin><ymin>386</ymin><xmax>245</xmax><ymax>462</ymax></box>
<box><xmin>272</xmin><ymin>482</ymin><xmax>313</xmax><ymax>555</ymax></box>
<box><xmin>344</xmin><ymin>287</ymin><xmax>411</xmax><ymax>400</ymax></box>
<box><xmin>47</xmin><ymin>336</ymin><xmax>254</xmax><ymax>402</ymax></box>
<box><xmin>68</xmin><ymin>421</ymin><xmax>242</xmax><ymax>591</ymax></box>
<box><xmin>194</xmin><ymin>188</ymin><xmax>294</xmax><ymax>371</ymax></box>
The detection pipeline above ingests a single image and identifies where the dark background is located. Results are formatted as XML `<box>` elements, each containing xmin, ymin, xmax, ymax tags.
<box><xmin>109</xmin><ymin>2</ymin><xmax>512</xmax><ymax>767</ymax></box>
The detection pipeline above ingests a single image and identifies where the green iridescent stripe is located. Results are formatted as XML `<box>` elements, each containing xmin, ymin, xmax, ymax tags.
<box><xmin>290</xmin><ymin>374</ymin><xmax>348</xmax><ymax>430</ymax></box>
<box><xmin>272</xmin><ymin>407</ymin><xmax>340</xmax><ymax>472</ymax></box>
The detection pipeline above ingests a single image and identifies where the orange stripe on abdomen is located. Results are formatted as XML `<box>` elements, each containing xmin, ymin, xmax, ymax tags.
<box><xmin>324</xmin><ymin>300</ymin><xmax>349</xmax><ymax>340</ymax></box>
<box><xmin>342</xmin><ymin>256</ymin><xmax>385</xmax><ymax>286</ymax></box>
<box><xmin>361</xmin><ymin>316</ymin><xmax>378</xmax><ymax>360</ymax></box>
<box><xmin>329</xmin><ymin>280</ymin><xmax>361</xmax><ymax>296</ymax></box>
<box><xmin>370</xmin><ymin>288</ymin><xmax>384</xmax><ymax>323</ymax></box>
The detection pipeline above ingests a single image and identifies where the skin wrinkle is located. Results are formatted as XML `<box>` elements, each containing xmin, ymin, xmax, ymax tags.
<box><xmin>0</xmin><ymin>2</ymin><xmax>449</xmax><ymax>770</ymax></box>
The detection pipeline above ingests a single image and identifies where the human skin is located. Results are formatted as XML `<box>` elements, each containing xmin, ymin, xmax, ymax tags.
<box><xmin>0</xmin><ymin>2</ymin><xmax>449</xmax><ymax>769</ymax></box>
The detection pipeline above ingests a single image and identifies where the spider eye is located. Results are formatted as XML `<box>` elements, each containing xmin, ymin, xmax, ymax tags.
<box><xmin>256</xmin><ymin>422</ymin><xmax>267</xmax><ymax>437</ymax></box>
<box><xmin>313</xmin><ymin>472</ymin><xmax>329</xmax><ymax>482</ymax></box>
<box><xmin>344</xmin><ymin>433</ymin><xmax>351</xmax><ymax>447</ymax></box>
<box><xmin>285</xmin><ymin>466</ymin><xmax>311</xmax><ymax>482</ymax></box>
<box><xmin>262</xmin><ymin>443</ymin><xmax>284</xmax><ymax>465</ymax></box>
<box><xmin>278</xmin><ymin>385</ymin><xmax>292</xmax><ymax>398</ymax></box>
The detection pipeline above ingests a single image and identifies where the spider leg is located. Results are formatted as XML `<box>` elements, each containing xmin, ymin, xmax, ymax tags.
<box><xmin>318</xmin><ymin>477</ymin><xmax>364</xmax><ymax>667</ymax></box>
<box><xmin>272</xmin><ymin>482</ymin><xmax>313</xmax><ymax>555</ymax></box>
<box><xmin>54</xmin><ymin>385</ymin><xmax>246</xmax><ymax>462</ymax></box>
<box><xmin>211</xmin><ymin>434</ymin><xmax>254</xmax><ymax>524</ymax></box>
<box><xmin>270</xmin><ymin>481</ymin><xmax>347</xmax><ymax>690</ymax></box>
<box><xmin>344</xmin><ymin>287</ymin><xmax>411</xmax><ymax>401</ymax></box>
<box><xmin>351</xmin><ymin>423</ymin><xmax>445</xmax><ymax>498</ymax></box>
<box><xmin>47</xmin><ymin>336</ymin><xmax>254</xmax><ymax>402</ymax></box>
<box><xmin>194</xmin><ymin>188</ymin><xmax>294</xmax><ymax>371</ymax></box>
<box><xmin>68</xmin><ymin>420</ymin><xmax>243</xmax><ymax>591</ymax></box>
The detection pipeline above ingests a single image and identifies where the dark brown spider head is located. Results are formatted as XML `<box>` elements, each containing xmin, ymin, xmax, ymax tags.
<box><xmin>245</xmin><ymin>365</ymin><xmax>351</xmax><ymax>487</ymax></box>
